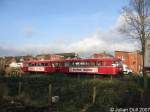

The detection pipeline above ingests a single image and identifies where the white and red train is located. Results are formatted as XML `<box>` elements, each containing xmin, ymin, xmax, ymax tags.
<box><xmin>22</xmin><ymin>58</ymin><xmax>123</xmax><ymax>76</ymax></box>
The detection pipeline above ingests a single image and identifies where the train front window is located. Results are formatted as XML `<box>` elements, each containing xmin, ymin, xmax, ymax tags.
<box><xmin>112</xmin><ymin>61</ymin><xmax>123</xmax><ymax>67</ymax></box>
<box><xmin>118</xmin><ymin>61</ymin><xmax>123</xmax><ymax>67</ymax></box>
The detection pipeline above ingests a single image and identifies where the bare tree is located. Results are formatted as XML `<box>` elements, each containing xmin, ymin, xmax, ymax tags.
<box><xmin>120</xmin><ymin>0</ymin><xmax>150</xmax><ymax>88</ymax></box>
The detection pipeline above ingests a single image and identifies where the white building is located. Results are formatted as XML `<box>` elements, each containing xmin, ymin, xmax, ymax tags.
<box><xmin>9</xmin><ymin>62</ymin><xmax>23</xmax><ymax>68</ymax></box>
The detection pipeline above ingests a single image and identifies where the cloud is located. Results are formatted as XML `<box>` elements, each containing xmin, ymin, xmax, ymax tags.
<box><xmin>0</xmin><ymin>46</ymin><xmax>25</xmax><ymax>56</ymax></box>
<box><xmin>23</xmin><ymin>25</ymin><xmax>34</xmax><ymax>37</ymax></box>
<box><xmin>64</xmin><ymin>15</ymin><xmax>139</xmax><ymax>56</ymax></box>
<box><xmin>66</xmin><ymin>28</ymin><xmax>138</xmax><ymax>56</ymax></box>
<box><xmin>0</xmin><ymin>14</ymin><xmax>139</xmax><ymax>57</ymax></box>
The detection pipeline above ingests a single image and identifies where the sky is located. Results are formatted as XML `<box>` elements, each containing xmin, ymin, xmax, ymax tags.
<box><xmin>0</xmin><ymin>0</ymin><xmax>138</xmax><ymax>56</ymax></box>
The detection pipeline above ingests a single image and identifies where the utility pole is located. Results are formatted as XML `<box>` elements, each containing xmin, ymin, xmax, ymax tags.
<box><xmin>18</xmin><ymin>74</ymin><xmax>22</xmax><ymax>96</ymax></box>
<box><xmin>18</xmin><ymin>81</ymin><xmax>22</xmax><ymax>96</ymax></box>
<box><xmin>48</xmin><ymin>83</ymin><xmax>52</xmax><ymax>106</ymax></box>
<box><xmin>92</xmin><ymin>86</ymin><xmax>96</xmax><ymax>104</ymax></box>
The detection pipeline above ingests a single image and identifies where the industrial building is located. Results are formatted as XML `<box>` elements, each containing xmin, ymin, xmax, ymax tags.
<box><xmin>115</xmin><ymin>51</ymin><xmax>142</xmax><ymax>74</ymax></box>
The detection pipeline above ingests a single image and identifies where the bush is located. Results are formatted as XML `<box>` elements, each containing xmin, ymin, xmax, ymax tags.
<box><xmin>0</xmin><ymin>74</ymin><xmax>145</xmax><ymax>111</ymax></box>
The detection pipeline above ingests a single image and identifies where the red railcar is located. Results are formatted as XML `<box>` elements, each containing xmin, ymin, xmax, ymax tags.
<box><xmin>22</xmin><ymin>60</ymin><xmax>55</xmax><ymax>73</ymax></box>
<box><xmin>22</xmin><ymin>58</ymin><xmax>123</xmax><ymax>75</ymax></box>
<box><xmin>64</xmin><ymin>58</ymin><xmax>123</xmax><ymax>75</ymax></box>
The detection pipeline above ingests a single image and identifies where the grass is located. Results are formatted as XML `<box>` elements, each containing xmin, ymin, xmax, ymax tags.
<box><xmin>0</xmin><ymin>73</ymin><xmax>149</xmax><ymax>111</ymax></box>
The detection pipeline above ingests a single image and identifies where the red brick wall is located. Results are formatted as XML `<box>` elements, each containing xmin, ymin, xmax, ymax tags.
<box><xmin>115</xmin><ymin>51</ymin><xmax>129</xmax><ymax>66</ymax></box>
<box><xmin>50</xmin><ymin>55</ymin><xmax>64</xmax><ymax>61</ymax></box>
<box><xmin>115</xmin><ymin>51</ymin><xmax>142</xmax><ymax>74</ymax></box>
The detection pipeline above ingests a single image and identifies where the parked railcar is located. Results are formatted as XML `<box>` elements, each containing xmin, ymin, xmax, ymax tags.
<box><xmin>22</xmin><ymin>60</ymin><xmax>55</xmax><ymax>73</ymax></box>
<box><xmin>64</xmin><ymin>58</ymin><xmax>123</xmax><ymax>75</ymax></box>
<box><xmin>22</xmin><ymin>58</ymin><xmax>123</xmax><ymax>76</ymax></box>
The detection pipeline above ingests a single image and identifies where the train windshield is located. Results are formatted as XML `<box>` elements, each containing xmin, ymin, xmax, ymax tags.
<box><xmin>112</xmin><ymin>60</ymin><xmax>123</xmax><ymax>67</ymax></box>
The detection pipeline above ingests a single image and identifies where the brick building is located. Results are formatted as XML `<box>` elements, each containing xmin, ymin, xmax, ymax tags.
<box><xmin>49</xmin><ymin>54</ymin><xmax>64</xmax><ymax>61</ymax></box>
<box><xmin>36</xmin><ymin>54</ymin><xmax>64</xmax><ymax>61</ymax></box>
<box><xmin>115</xmin><ymin>51</ymin><xmax>142</xmax><ymax>74</ymax></box>
<box><xmin>92</xmin><ymin>52</ymin><xmax>114</xmax><ymax>59</ymax></box>
<box><xmin>56</xmin><ymin>52</ymin><xmax>78</xmax><ymax>59</ymax></box>
<box><xmin>22</xmin><ymin>55</ymin><xmax>35</xmax><ymax>61</ymax></box>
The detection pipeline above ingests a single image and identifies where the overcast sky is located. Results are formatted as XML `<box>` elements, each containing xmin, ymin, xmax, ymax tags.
<box><xmin>0</xmin><ymin>0</ymin><xmax>139</xmax><ymax>56</ymax></box>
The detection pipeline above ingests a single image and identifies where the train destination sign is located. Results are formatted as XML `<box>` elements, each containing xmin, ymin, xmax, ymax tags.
<box><xmin>28</xmin><ymin>67</ymin><xmax>45</xmax><ymax>72</ymax></box>
<box><xmin>144</xmin><ymin>38</ymin><xmax>150</xmax><ymax>67</ymax></box>
<box><xmin>69</xmin><ymin>67</ymin><xmax>98</xmax><ymax>73</ymax></box>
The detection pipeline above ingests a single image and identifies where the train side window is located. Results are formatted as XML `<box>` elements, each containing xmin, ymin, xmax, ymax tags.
<box><xmin>45</xmin><ymin>63</ymin><xmax>48</xmax><ymax>66</ymax></box>
<box><xmin>58</xmin><ymin>62</ymin><xmax>62</xmax><ymax>67</ymax></box>
<box><xmin>80</xmin><ymin>62</ymin><xmax>85</xmax><ymax>66</ymax></box>
<box><xmin>103</xmin><ymin>62</ymin><xmax>107</xmax><ymax>66</ymax></box>
<box><xmin>87</xmin><ymin>62</ymin><xmax>90</xmax><ymax>66</ymax></box>
<box><xmin>72</xmin><ymin>62</ymin><xmax>75</xmax><ymax>66</ymax></box>
<box><xmin>37</xmin><ymin>63</ymin><xmax>41</xmax><ymax>66</ymax></box>
<box><xmin>58</xmin><ymin>63</ymin><xmax>61</xmax><ymax>67</ymax></box>
<box><xmin>90</xmin><ymin>62</ymin><xmax>96</xmax><ymax>66</ymax></box>
<box><xmin>62</xmin><ymin>62</ymin><xmax>64</xmax><ymax>66</ymax></box>
<box><xmin>55</xmin><ymin>62</ymin><xmax>61</xmax><ymax>67</ymax></box>
<box><xmin>54</xmin><ymin>63</ymin><xmax>58</xmax><ymax>67</ymax></box>
<box><xmin>23</xmin><ymin>63</ymin><xmax>27</xmax><ymax>67</ymax></box>
<box><xmin>41</xmin><ymin>63</ymin><xmax>43</xmax><ymax>66</ymax></box>
<box><xmin>28</xmin><ymin>63</ymin><xmax>32</xmax><ymax>66</ymax></box>
<box><xmin>61</xmin><ymin>62</ymin><xmax>64</xmax><ymax>67</ymax></box>
<box><xmin>71</xmin><ymin>62</ymin><xmax>75</xmax><ymax>66</ymax></box>
<box><xmin>52</xmin><ymin>63</ymin><xmax>55</xmax><ymax>67</ymax></box>
<box><xmin>47</xmin><ymin>63</ymin><xmax>51</xmax><ymax>67</ymax></box>
<box><xmin>75</xmin><ymin>62</ymin><xmax>80</xmax><ymax>66</ymax></box>
<box><xmin>65</xmin><ymin>62</ymin><xmax>69</xmax><ymax>67</ymax></box>
<box><xmin>105</xmin><ymin>61</ymin><xmax>111</xmax><ymax>66</ymax></box>
<box><xmin>85</xmin><ymin>62</ymin><xmax>88</xmax><ymax>66</ymax></box>
<box><xmin>97</xmin><ymin>61</ymin><xmax>102</xmax><ymax>66</ymax></box>
<box><xmin>107</xmin><ymin>62</ymin><xmax>112</xmax><ymax>66</ymax></box>
<box><xmin>54</xmin><ymin>63</ymin><xmax>57</xmax><ymax>67</ymax></box>
<box><xmin>59</xmin><ymin>63</ymin><xmax>61</xmax><ymax>67</ymax></box>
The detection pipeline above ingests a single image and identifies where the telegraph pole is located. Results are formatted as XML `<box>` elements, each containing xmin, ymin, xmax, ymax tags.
<box><xmin>48</xmin><ymin>83</ymin><xmax>52</xmax><ymax>106</ymax></box>
<box><xmin>92</xmin><ymin>86</ymin><xmax>96</xmax><ymax>104</ymax></box>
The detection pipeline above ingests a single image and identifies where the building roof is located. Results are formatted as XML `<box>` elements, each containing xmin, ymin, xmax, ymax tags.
<box><xmin>92</xmin><ymin>52</ymin><xmax>113</xmax><ymax>58</ymax></box>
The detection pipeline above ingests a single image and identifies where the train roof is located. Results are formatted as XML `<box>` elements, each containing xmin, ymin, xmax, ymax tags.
<box><xmin>23</xmin><ymin>60</ymin><xmax>64</xmax><ymax>63</ymax></box>
<box><xmin>23</xmin><ymin>58</ymin><xmax>121</xmax><ymax>63</ymax></box>
<box><xmin>65</xmin><ymin>58</ymin><xmax>121</xmax><ymax>62</ymax></box>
